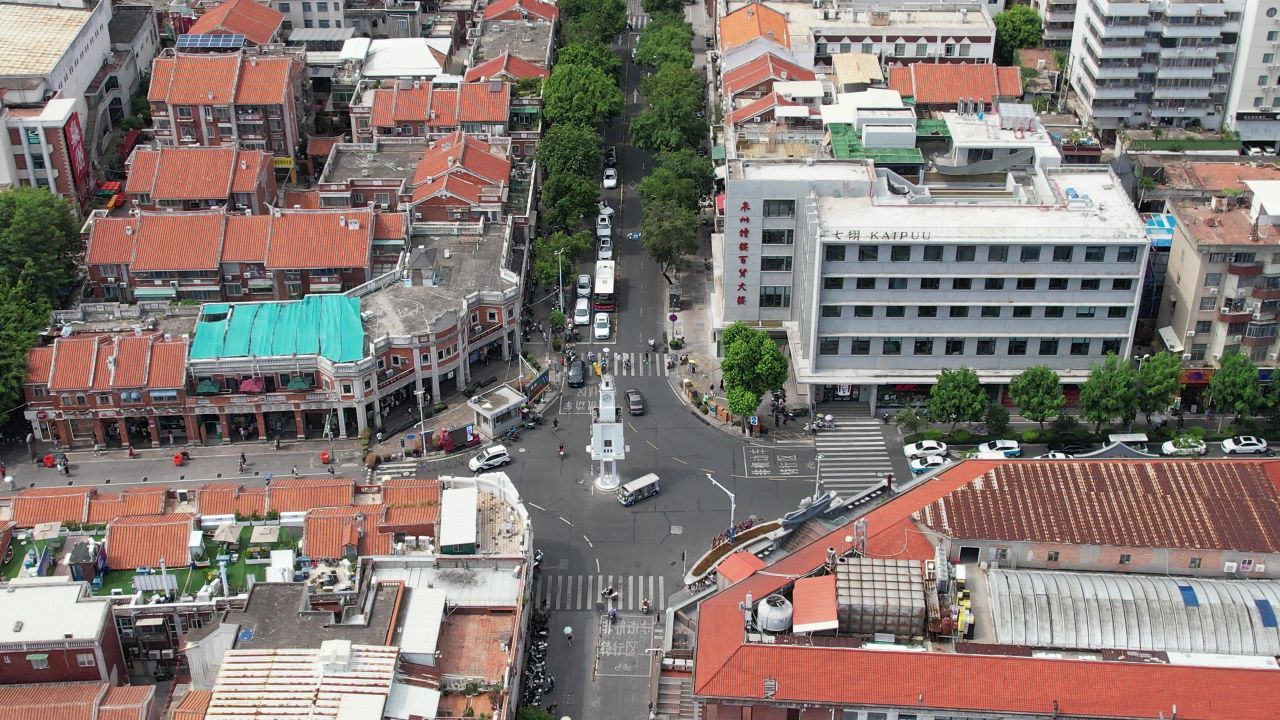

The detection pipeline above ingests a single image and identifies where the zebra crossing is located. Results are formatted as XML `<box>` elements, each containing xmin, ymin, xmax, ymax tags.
<box><xmin>815</xmin><ymin>412</ymin><xmax>895</xmax><ymax>499</ymax></box>
<box><xmin>629</xmin><ymin>14</ymin><xmax>649</xmax><ymax>30</ymax></box>
<box><xmin>591</xmin><ymin>352</ymin><xmax>672</xmax><ymax>377</ymax></box>
<box><xmin>532</xmin><ymin>572</ymin><xmax>666</xmax><ymax>612</ymax></box>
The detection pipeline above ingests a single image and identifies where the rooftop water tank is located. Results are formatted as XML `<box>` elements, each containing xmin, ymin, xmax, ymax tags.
<box><xmin>756</xmin><ymin>594</ymin><xmax>793</xmax><ymax>632</ymax></box>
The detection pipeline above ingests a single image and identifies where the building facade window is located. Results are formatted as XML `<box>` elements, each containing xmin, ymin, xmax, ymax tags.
<box><xmin>759</xmin><ymin>286</ymin><xmax>791</xmax><ymax>307</ymax></box>
<box><xmin>761</xmin><ymin>256</ymin><xmax>793</xmax><ymax>271</ymax></box>
<box><xmin>824</xmin><ymin>245</ymin><xmax>846</xmax><ymax>261</ymax></box>
<box><xmin>819</xmin><ymin>337</ymin><xmax>840</xmax><ymax>355</ymax></box>
<box><xmin>858</xmin><ymin>246</ymin><xmax>879</xmax><ymax>261</ymax></box>
<box><xmin>762</xmin><ymin>199</ymin><xmax>795</xmax><ymax>217</ymax></box>
<box><xmin>914</xmin><ymin>338</ymin><xmax>934</xmax><ymax>355</ymax></box>
<box><xmin>761</xmin><ymin>229</ymin><xmax>794</xmax><ymax>244</ymax></box>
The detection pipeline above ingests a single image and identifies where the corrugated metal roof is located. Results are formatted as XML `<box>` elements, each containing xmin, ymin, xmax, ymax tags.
<box><xmin>205</xmin><ymin>643</ymin><xmax>397</xmax><ymax>720</ymax></box>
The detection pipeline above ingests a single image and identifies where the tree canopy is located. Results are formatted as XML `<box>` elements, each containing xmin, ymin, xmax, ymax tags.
<box><xmin>721</xmin><ymin>323</ymin><xmax>789</xmax><ymax>399</ymax></box>
<box><xmin>993</xmin><ymin>5</ymin><xmax>1044</xmax><ymax>65</ymax></box>
<box><xmin>1008</xmin><ymin>365</ymin><xmax>1065</xmax><ymax>430</ymax></box>
<box><xmin>1136</xmin><ymin>351</ymin><xmax>1183</xmax><ymax>425</ymax></box>
<box><xmin>544</xmin><ymin>62</ymin><xmax>624</xmax><ymax>127</ymax></box>
<box><xmin>639</xmin><ymin>201</ymin><xmax>699</xmax><ymax>283</ymax></box>
<box><xmin>1210</xmin><ymin>351</ymin><xmax>1261</xmax><ymax>419</ymax></box>
<box><xmin>1077</xmin><ymin>354</ymin><xmax>1138</xmax><ymax>432</ymax></box>
<box><xmin>559</xmin><ymin>0</ymin><xmax>627</xmax><ymax>43</ymax></box>
<box><xmin>0</xmin><ymin>187</ymin><xmax>81</xmax><ymax>301</ymax></box>
<box><xmin>536</xmin><ymin>123</ymin><xmax>603</xmax><ymax>178</ymax></box>
<box><xmin>541</xmin><ymin>173</ymin><xmax>599</xmax><ymax>231</ymax></box>
<box><xmin>531</xmin><ymin>230</ymin><xmax>594</xmax><ymax>287</ymax></box>
<box><xmin>926</xmin><ymin>367</ymin><xmax>986</xmax><ymax>431</ymax></box>
<box><xmin>634</xmin><ymin>14</ymin><xmax>695</xmax><ymax>67</ymax></box>
<box><xmin>554</xmin><ymin>40</ymin><xmax>622</xmax><ymax>78</ymax></box>
<box><xmin>631</xmin><ymin>64</ymin><xmax>706</xmax><ymax>151</ymax></box>
<box><xmin>642</xmin><ymin>0</ymin><xmax>684</xmax><ymax>17</ymax></box>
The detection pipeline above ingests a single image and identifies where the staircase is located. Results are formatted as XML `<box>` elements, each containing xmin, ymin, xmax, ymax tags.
<box><xmin>655</xmin><ymin>674</ymin><xmax>696</xmax><ymax>720</ymax></box>
<box><xmin>778</xmin><ymin>518</ymin><xmax>830</xmax><ymax>554</ymax></box>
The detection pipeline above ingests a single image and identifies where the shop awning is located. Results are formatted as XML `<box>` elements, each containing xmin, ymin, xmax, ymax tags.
<box><xmin>715</xmin><ymin>193</ymin><xmax>725</xmax><ymax>213</ymax></box>
<box><xmin>717</xmin><ymin>550</ymin><xmax>765</xmax><ymax>585</ymax></box>
<box><xmin>510</xmin><ymin>105</ymin><xmax>541</xmax><ymax>114</ymax></box>
<box><xmin>196</xmin><ymin>379</ymin><xmax>220</xmax><ymax>395</ymax></box>
<box><xmin>24</xmin><ymin>654</ymin><xmax>48</xmax><ymax>661</ymax></box>
<box><xmin>135</xmin><ymin>287</ymin><xmax>177</xmax><ymax>298</ymax></box>
<box><xmin>286</xmin><ymin>376</ymin><xmax>313</xmax><ymax>390</ymax></box>
<box><xmin>711</xmin><ymin>145</ymin><xmax>726</xmax><ymax>160</ymax></box>
<box><xmin>239</xmin><ymin>377</ymin><xmax>264</xmax><ymax>393</ymax></box>
<box><xmin>792</xmin><ymin>574</ymin><xmax>839</xmax><ymax>634</ymax></box>
<box><xmin>1157</xmin><ymin>326</ymin><xmax>1185</xmax><ymax>354</ymax></box>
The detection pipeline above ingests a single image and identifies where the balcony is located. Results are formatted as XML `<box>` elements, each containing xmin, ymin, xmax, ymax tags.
<box><xmin>1242</xmin><ymin>332</ymin><xmax>1276</xmax><ymax>347</ymax></box>
<box><xmin>1253</xmin><ymin>285</ymin><xmax>1280</xmax><ymax>300</ymax></box>
<box><xmin>1219</xmin><ymin>305</ymin><xmax>1254</xmax><ymax>322</ymax></box>
<box><xmin>1229</xmin><ymin>262</ymin><xmax>1263</xmax><ymax>276</ymax></box>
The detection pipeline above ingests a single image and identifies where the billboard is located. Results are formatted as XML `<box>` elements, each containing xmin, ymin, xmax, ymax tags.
<box><xmin>63</xmin><ymin>112</ymin><xmax>91</xmax><ymax>193</ymax></box>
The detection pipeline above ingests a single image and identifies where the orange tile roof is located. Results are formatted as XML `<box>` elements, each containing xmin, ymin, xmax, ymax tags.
<box><xmin>281</xmin><ymin>188</ymin><xmax>321</xmax><ymax>209</ymax></box>
<box><xmin>126</xmin><ymin>146</ymin><xmax>236</xmax><ymax>201</ymax></box>
<box><xmin>266</xmin><ymin>477</ymin><xmax>354</xmax><ymax>513</ymax></box>
<box><xmin>96</xmin><ymin>685</ymin><xmax>153</xmax><ymax>720</ymax></box>
<box><xmin>369</xmin><ymin>81</ymin><xmax>509</xmax><ymax>127</ymax></box>
<box><xmin>458</xmin><ymin>81</ymin><xmax>511</xmax><ymax>123</ymax></box>
<box><xmin>465</xmin><ymin>52</ymin><xmax>549</xmax><ymax>82</ymax></box>
<box><xmin>411</xmin><ymin>131</ymin><xmax>512</xmax><ymax>188</ymax></box>
<box><xmin>720</xmin><ymin>2</ymin><xmax>790</xmax><ymax>51</ymax></box>
<box><xmin>172</xmin><ymin>690</ymin><xmax>211</xmax><ymax>720</ymax></box>
<box><xmin>130</xmin><ymin>212</ymin><xmax>226</xmax><ymax>271</ymax></box>
<box><xmin>693</xmin><ymin>459</ymin><xmax>1280</xmax><ymax>719</ymax></box>
<box><xmin>84</xmin><ymin>217</ymin><xmax>137</xmax><ymax>266</ymax></box>
<box><xmin>125</xmin><ymin>148</ymin><xmax>160</xmax><ymax>195</ymax></box>
<box><xmin>105</xmin><ymin>513</ymin><xmax>195</xmax><ymax>569</ymax></box>
<box><xmin>26</xmin><ymin>346</ymin><xmax>53</xmax><ymax>384</ymax></box>
<box><xmin>0</xmin><ymin>681</ymin><xmax>110</xmax><ymax>720</ymax></box>
<box><xmin>221</xmin><ymin>214</ymin><xmax>271</xmax><ymax>263</ymax></box>
<box><xmin>197</xmin><ymin>482</ymin><xmax>267</xmax><ymax>517</ymax></box>
<box><xmin>11</xmin><ymin>486</ymin><xmax>93</xmax><ymax>526</ymax></box>
<box><xmin>790</xmin><ymin>574</ymin><xmax>836</xmax><ymax>632</ymax></box>
<box><xmin>306</xmin><ymin>135</ymin><xmax>344</xmax><ymax>157</ymax></box>
<box><xmin>725</xmin><ymin>91</ymin><xmax>811</xmax><ymax>125</ymax></box>
<box><xmin>888</xmin><ymin>63</ymin><xmax>1023</xmax><ymax>105</ymax></box>
<box><xmin>381</xmin><ymin>478</ymin><xmax>443</xmax><ymax>506</ymax></box>
<box><xmin>148</xmin><ymin>339</ymin><xmax>189</xmax><ymax>388</ymax></box>
<box><xmin>373</xmin><ymin>212</ymin><xmax>407</xmax><ymax>240</ymax></box>
<box><xmin>436</xmin><ymin>612</ymin><xmax>515</xmax><ymax>680</ymax></box>
<box><xmin>716</xmin><ymin>550</ymin><xmax>766</xmax><ymax>585</ymax></box>
<box><xmin>722</xmin><ymin>53</ymin><xmax>814</xmax><ymax>96</ymax></box>
<box><xmin>264</xmin><ymin>208</ymin><xmax>374</xmax><ymax>270</ymax></box>
<box><xmin>40</xmin><ymin>335</ymin><xmax>187</xmax><ymax>391</ymax></box>
<box><xmin>304</xmin><ymin>506</ymin><xmax>364</xmax><ymax>559</ymax></box>
<box><xmin>481</xmin><ymin>0</ymin><xmax>559</xmax><ymax>22</ymax></box>
<box><xmin>189</xmin><ymin>0</ymin><xmax>284</xmax><ymax>45</ymax></box>
<box><xmin>48</xmin><ymin>336</ymin><xmax>99</xmax><ymax>391</ymax></box>
<box><xmin>236</xmin><ymin>55</ymin><xmax>297</xmax><ymax>105</ymax></box>
<box><xmin>87</xmin><ymin>486</ymin><xmax>168</xmax><ymax>524</ymax></box>
<box><xmin>150</xmin><ymin>52</ymin><xmax>297</xmax><ymax>107</ymax></box>
<box><xmin>232</xmin><ymin>149</ymin><xmax>271</xmax><ymax>193</ymax></box>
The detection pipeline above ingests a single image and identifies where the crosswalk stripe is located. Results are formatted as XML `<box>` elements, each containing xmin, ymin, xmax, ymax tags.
<box><xmin>598</xmin><ymin>352</ymin><xmax>672</xmax><ymax>377</ymax></box>
<box><xmin>534</xmin><ymin>573</ymin><xmax>670</xmax><ymax>611</ymax></box>
<box><xmin>815</xmin><ymin>414</ymin><xmax>894</xmax><ymax>498</ymax></box>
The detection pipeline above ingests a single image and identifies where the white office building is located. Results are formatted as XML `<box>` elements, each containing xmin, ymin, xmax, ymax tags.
<box><xmin>1226</xmin><ymin>1</ymin><xmax>1280</xmax><ymax>145</ymax></box>
<box><xmin>1069</xmin><ymin>0</ymin><xmax>1242</xmax><ymax>130</ymax></box>
<box><xmin>718</xmin><ymin>111</ymin><xmax>1145</xmax><ymax>409</ymax></box>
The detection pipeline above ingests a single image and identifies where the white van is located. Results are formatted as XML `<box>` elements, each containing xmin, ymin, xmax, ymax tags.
<box><xmin>574</xmin><ymin>297</ymin><xmax>591</xmax><ymax>325</ymax></box>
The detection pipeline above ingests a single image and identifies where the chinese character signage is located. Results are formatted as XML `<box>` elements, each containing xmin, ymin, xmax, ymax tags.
<box><xmin>63</xmin><ymin>113</ymin><xmax>90</xmax><ymax>192</ymax></box>
<box><xmin>736</xmin><ymin>200</ymin><xmax>752</xmax><ymax>308</ymax></box>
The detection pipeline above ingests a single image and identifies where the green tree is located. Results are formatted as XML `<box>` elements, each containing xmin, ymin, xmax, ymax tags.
<box><xmin>893</xmin><ymin>407</ymin><xmax>927</xmax><ymax>435</ymax></box>
<box><xmin>0</xmin><ymin>187</ymin><xmax>82</xmax><ymax>301</ymax></box>
<box><xmin>560</xmin><ymin>0</ymin><xmax>627</xmax><ymax>45</ymax></box>
<box><xmin>515</xmin><ymin>706</ymin><xmax>553</xmax><ymax>720</ymax></box>
<box><xmin>926</xmin><ymin>367</ymin><xmax>987</xmax><ymax>432</ymax></box>
<box><xmin>726</xmin><ymin>385</ymin><xmax>762</xmax><ymax>431</ymax></box>
<box><xmin>634</xmin><ymin>15</ymin><xmax>695</xmax><ymax>67</ymax></box>
<box><xmin>555</xmin><ymin>40</ymin><xmax>622</xmax><ymax>78</ymax></box>
<box><xmin>639</xmin><ymin>201</ymin><xmax>699</xmax><ymax>283</ymax></box>
<box><xmin>0</xmin><ymin>280</ymin><xmax>53</xmax><ymax>425</ymax></box>
<box><xmin>1136</xmin><ymin>351</ymin><xmax>1183</xmax><ymax>425</ymax></box>
<box><xmin>536</xmin><ymin>123</ymin><xmax>603</xmax><ymax>178</ymax></box>
<box><xmin>1008</xmin><ymin>365</ymin><xmax>1066</xmax><ymax>430</ymax></box>
<box><xmin>640</xmin><ymin>63</ymin><xmax>703</xmax><ymax>108</ymax></box>
<box><xmin>630</xmin><ymin>104</ymin><xmax>704</xmax><ymax>153</ymax></box>
<box><xmin>541</xmin><ymin>173</ymin><xmax>599</xmax><ymax>230</ymax></box>
<box><xmin>544</xmin><ymin>63</ymin><xmax>623</xmax><ymax>127</ymax></box>
<box><xmin>642</xmin><ymin>0</ymin><xmax>684</xmax><ymax>16</ymax></box>
<box><xmin>531</xmin><ymin>230</ymin><xmax>593</xmax><ymax>286</ymax></box>
<box><xmin>1077</xmin><ymin>354</ymin><xmax>1138</xmax><ymax>433</ymax></box>
<box><xmin>1210</xmin><ymin>351</ymin><xmax>1261</xmax><ymax>424</ymax></box>
<box><xmin>638</xmin><ymin>150</ymin><xmax>714</xmax><ymax>212</ymax></box>
<box><xmin>992</xmin><ymin>5</ymin><xmax>1043</xmax><ymax>65</ymax></box>
<box><xmin>720</xmin><ymin>323</ymin><xmax>789</xmax><ymax>400</ymax></box>
<box><xmin>984</xmin><ymin>403</ymin><xmax>1011</xmax><ymax>438</ymax></box>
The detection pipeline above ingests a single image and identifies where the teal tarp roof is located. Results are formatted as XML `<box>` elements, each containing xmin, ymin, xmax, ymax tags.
<box><xmin>189</xmin><ymin>295</ymin><xmax>365</xmax><ymax>363</ymax></box>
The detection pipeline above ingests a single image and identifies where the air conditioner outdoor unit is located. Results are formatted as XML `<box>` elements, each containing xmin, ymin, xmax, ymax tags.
<box><xmin>224</xmin><ymin>274</ymin><xmax>236</xmax><ymax>282</ymax></box>
<box><xmin>1186</xmin><ymin>330</ymin><xmax>1196</xmax><ymax>337</ymax></box>
<box><xmin>1256</xmin><ymin>563</ymin><xmax>1267</xmax><ymax>573</ymax></box>
<box><xmin>1224</xmin><ymin>561</ymin><xmax>1238</xmax><ymax>572</ymax></box>
<box><xmin>1233</xmin><ymin>334</ymin><xmax>1243</xmax><ymax>342</ymax></box>
<box><xmin>1182</xmin><ymin>353</ymin><xmax>1193</xmax><ymax>361</ymax></box>
<box><xmin>1209</xmin><ymin>287</ymin><xmax>1219</xmax><ymax>295</ymax></box>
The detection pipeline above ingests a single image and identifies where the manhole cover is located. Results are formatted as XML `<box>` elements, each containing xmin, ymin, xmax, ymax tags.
<box><xmin>670</xmin><ymin>526</ymin><xmax>684</xmax><ymax>535</ymax></box>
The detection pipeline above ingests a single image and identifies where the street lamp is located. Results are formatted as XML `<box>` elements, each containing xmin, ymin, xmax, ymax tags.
<box><xmin>814</xmin><ymin>453</ymin><xmax>824</xmax><ymax>502</ymax></box>
<box><xmin>1134</xmin><ymin>353</ymin><xmax>1151</xmax><ymax>371</ymax></box>
<box><xmin>705</xmin><ymin>472</ymin><xmax>737</xmax><ymax>543</ymax></box>
<box><xmin>554</xmin><ymin>247</ymin><xmax>567</xmax><ymax>314</ymax></box>
<box><xmin>415</xmin><ymin>388</ymin><xmax>428</xmax><ymax>437</ymax></box>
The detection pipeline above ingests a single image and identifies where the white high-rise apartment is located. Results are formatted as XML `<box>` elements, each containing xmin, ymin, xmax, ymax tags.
<box><xmin>1031</xmin><ymin>0</ymin><xmax>1077</xmax><ymax>49</ymax></box>
<box><xmin>1070</xmin><ymin>0</ymin><xmax>1243</xmax><ymax>130</ymax></box>
<box><xmin>1226</xmin><ymin>1</ymin><xmax>1280</xmax><ymax>145</ymax></box>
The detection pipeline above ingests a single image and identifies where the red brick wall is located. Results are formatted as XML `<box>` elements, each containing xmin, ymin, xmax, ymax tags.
<box><xmin>0</xmin><ymin>646</ymin><xmax>105</xmax><ymax>685</ymax></box>
<box><xmin>99</xmin><ymin>617</ymin><xmax>127</xmax><ymax>685</ymax></box>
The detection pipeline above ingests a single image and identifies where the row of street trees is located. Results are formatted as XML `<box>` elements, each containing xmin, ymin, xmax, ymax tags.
<box><xmin>630</xmin><ymin>11</ymin><xmax>712</xmax><ymax>283</ymax></box>
<box><xmin>0</xmin><ymin>188</ymin><xmax>82</xmax><ymax>425</ymax></box>
<box><xmin>531</xmin><ymin>0</ymin><xmax>627</xmax><ymax>289</ymax></box>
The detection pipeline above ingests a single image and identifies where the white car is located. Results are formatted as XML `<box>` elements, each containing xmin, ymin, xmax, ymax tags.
<box><xmin>902</xmin><ymin>440</ymin><xmax>948</xmax><ymax>459</ymax></box>
<box><xmin>1035</xmin><ymin>452</ymin><xmax>1073</xmax><ymax>459</ymax></box>
<box><xmin>576</xmin><ymin>274</ymin><xmax>592</xmax><ymax>298</ymax></box>
<box><xmin>598</xmin><ymin>235</ymin><xmax>614</xmax><ymax>260</ymax></box>
<box><xmin>574</xmin><ymin>297</ymin><xmax>591</xmax><ymax>325</ymax></box>
<box><xmin>909</xmin><ymin>455</ymin><xmax>952</xmax><ymax>474</ymax></box>
<box><xmin>592</xmin><ymin>312</ymin><xmax>611</xmax><ymax>340</ymax></box>
<box><xmin>603</xmin><ymin>167</ymin><xmax>618</xmax><ymax>189</ymax></box>
<box><xmin>1222</xmin><ymin>435</ymin><xmax>1269</xmax><ymax>454</ymax></box>
<box><xmin>596</xmin><ymin>213</ymin><xmax>612</xmax><ymax>237</ymax></box>
<box><xmin>977</xmin><ymin>439</ymin><xmax>1023</xmax><ymax>457</ymax></box>
<box><xmin>468</xmin><ymin>445</ymin><xmax>512</xmax><ymax>472</ymax></box>
<box><xmin>1161</xmin><ymin>439</ymin><xmax>1208</xmax><ymax>457</ymax></box>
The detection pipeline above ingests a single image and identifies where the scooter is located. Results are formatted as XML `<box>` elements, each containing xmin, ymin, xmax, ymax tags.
<box><xmin>533</xmin><ymin>549</ymin><xmax>544</xmax><ymax>569</ymax></box>
<box><xmin>608</xmin><ymin>607</ymin><xmax>618</xmax><ymax>624</ymax></box>
<box><xmin>641</xmin><ymin>599</ymin><xmax>651</xmax><ymax>615</ymax></box>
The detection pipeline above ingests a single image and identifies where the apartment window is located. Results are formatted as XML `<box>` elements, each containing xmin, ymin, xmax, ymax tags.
<box><xmin>302</xmin><ymin>1</ymin><xmax>311</xmax><ymax>10</ymax></box>
<box><xmin>917</xmin><ymin>306</ymin><xmax>938</xmax><ymax>317</ymax></box>
<box><xmin>954</xmin><ymin>245</ymin><xmax>976</xmax><ymax>262</ymax></box>
<box><xmin>1081</xmin><ymin>278</ymin><xmax>1101</xmax><ymax>290</ymax></box>
<box><xmin>762</xmin><ymin>228</ymin><xmax>794</xmax><ymax>244</ymax></box>
<box><xmin>1102</xmin><ymin>338</ymin><xmax>1123</xmax><ymax>355</ymax></box>
<box><xmin>886</xmin><ymin>306</ymin><xmax>905</xmax><ymax>317</ymax></box>
<box><xmin>1008</xmin><ymin>337</ymin><xmax>1028</xmax><ymax>355</ymax></box>
<box><xmin>952</xmin><ymin>278</ymin><xmax>972</xmax><ymax>290</ymax></box>
<box><xmin>894</xmin><ymin>42</ymin><xmax>906</xmax><ymax>56</ymax></box>
<box><xmin>945</xmin><ymin>338</ymin><xmax>965</xmax><ymax>355</ymax></box>
<box><xmin>819</xmin><ymin>337</ymin><xmax>840</xmax><ymax>355</ymax></box>
<box><xmin>891</xmin><ymin>245</ymin><xmax>911</xmax><ymax>261</ymax></box>
<box><xmin>318</xmin><ymin>18</ymin><xmax>330</xmax><ymax>26</ymax></box>
<box><xmin>862</xmin><ymin>42</ymin><xmax>873</xmax><ymax>53</ymax></box>
<box><xmin>29</xmin><ymin>655</ymin><xmax>48</xmax><ymax>670</ymax></box>
<box><xmin>1117</xmin><ymin>246</ymin><xmax>1139</xmax><ymax>262</ymax></box>
<box><xmin>825</xmin><ymin>245</ymin><xmax>846</xmax><ymax>261</ymax></box>
<box><xmin>1020</xmin><ymin>246</ymin><xmax>1041</xmax><ymax>262</ymax></box>
<box><xmin>853</xmin><ymin>306</ymin><xmax>874</xmax><ymax>317</ymax></box>
<box><xmin>1195</xmin><ymin>320</ymin><xmax>1213</xmax><ymax>334</ymax></box>
<box><xmin>915</xmin><ymin>41</ymin><xmax>927</xmax><ymax>56</ymax></box>
<box><xmin>1017</xmin><ymin>278</ymin><xmax>1037</xmax><ymax>291</ymax></box>
<box><xmin>950</xmin><ymin>306</ymin><xmax>969</xmax><ymax>318</ymax></box>
<box><xmin>761</xmin><ymin>256</ymin><xmax>792</xmax><ymax>271</ymax></box>
<box><xmin>1111</xmin><ymin>278</ymin><xmax>1133</xmax><ymax>292</ymax></box>
<box><xmin>858</xmin><ymin>246</ymin><xmax>879</xmax><ymax>261</ymax></box>
<box><xmin>1053</xmin><ymin>246</ymin><xmax>1074</xmax><ymax>262</ymax></box>
<box><xmin>976</xmin><ymin>338</ymin><xmax>996</xmax><ymax>355</ymax></box>
<box><xmin>1084</xmin><ymin>246</ymin><xmax>1106</xmax><ymax>262</ymax></box>
<box><xmin>1270</xmin><ymin>30</ymin><xmax>1280</xmax><ymax>40</ymax></box>
<box><xmin>923</xmin><ymin>246</ymin><xmax>943</xmax><ymax>261</ymax></box>
<box><xmin>823</xmin><ymin>277</ymin><xmax>844</xmax><ymax>290</ymax></box>
<box><xmin>887</xmin><ymin>278</ymin><xmax>907</xmax><ymax>290</ymax></box>
<box><xmin>763</xmin><ymin>199</ymin><xmax>795</xmax><ymax>217</ymax></box>
<box><xmin>1045</xmin><ymin>306</ymin><xmax>1065</xmax><ymax>318</ymax></box>
<box><xmin>918</xmin><ymin>278</ymin><xmax>939</xmax><ymax>290</ymax></box>
<box><xmin>1048</xmin><ymin>278</ymin><xmax>1068</xmax><ymax>290</ymax></box>
<box><xmin>945</xmin><ymin>43</ymin><xmax>956</xmax><ymax>57</ymax></box>
<box><xmin>1268</xmin><ymin>53</ymin><xmax>1276</xmax><ymax>64</ymax></box>
<box><xmin>1119</xmin><ymin>554</ymin><xmax>1132</xmax><ymax>565</ymax></box>
<box><xmin>1047</xmin><ymin>551</ymin><xmax>1060</xmax><ymax>562</ymax></box>
<box><xmin>985</xmin><ymin>278</ymin><xmax>1004</xmax><ymax>290</ymax></box>
<box><xmin>856</xmin><ymin>277</ymin><xmax>877</xmax><ymax>290</ymax></box>
<box><xmin>821</xmin><ymin>305</ymin><xmax>841</xmax><ymax>318</ymax></box>
<box><xmin>1263</xmin><ymin>75</ymin><xmax>1272</xmax><ymax>86</ymax></box>
<box><xmin>97</xmin><ymin>393</ymin><xmax>112</xmax><ymax>404</ymax></box>
<box><xmin>76</xmin><ymin>654</ymin><xmax>96</xmax><ymax>667</ymax></box>
<box><xmin>1199</xmin><ymin>296</ymin><xmax>1217</xmax><ymax>311</ymax></box>
<box><xmin>987</xmin><ymin>246</ymin><xmax>1008</xmax><ymax>262</ymax></box>
<box><xmin>1256</xmin><ymin>96</ymin><xmax>1265</xmax><ymax>108</ymax></box>
<box><xmin>882</xmin><ymin>338</ymin><xmax>902</xmax><ymax>355</ymax></box>
<box><xmin>279</xmin><ymin>0</ymin><xmax>290</xmax><ymax>9</ymax></box>
<box><xmin>981</xmin><ymin>306</ymin><xmax>1001</xmax><ymax>318</ymax></box>
<box><xmin>1039</xmin><ymin>339</ymin><xmax>1060</xmax><ymax>355</ymax></box>
<box><xmin>1070</xmin><ymin>338</ymin><xmax>1092</xmax><ymax>355</ymax></box>
<box><xmin>850</xmin><ymin>337</ymin><xmax>871</xmax><ymax>355</ymax></box>
<box><xmin>914</xmin><ymin>338</ymin><xmax>934</xmax><ymax>355</ymax></box>
<box><xmin>1076</xmin><ymin>306</ymin><xmax>1096</xmax><ymax>318</ymax></box>
<box><xmin>1013</xmin><ymin>306</ymin><xmax>1032</xmax><ymax>318</ymax></box>
<box><xmin>1204</xmin><ymin>272</ymin><xmax>1223</xmax><ymax>287</ymax></box>
<box><xmin>317</xmin><ymin>0</ymin><xmax>327</xmax><ymax>9</ymax></box>
<box><xmin>1189</xmin><ymin>557</ymin><xmax>1202</xmax><ymax>569</ymax></box>
<box><xmin>840</xmin><ymin>42</ymin><xmax>851</xmax><ymax>53</ymax></box>
<box><xmin>759</xmin><ymin>286</ymin><xmax>791</xmax><ymax>307</ymax></box>
<box><xmin>1107</xmin><ymin>306</ymin><xmax>1128</xmax><ymax>319</ymax></box>
<box><xmin>1190</xmin><ymin>343</ymin><xmax>1208</xmax><ymax>361</ymax></box>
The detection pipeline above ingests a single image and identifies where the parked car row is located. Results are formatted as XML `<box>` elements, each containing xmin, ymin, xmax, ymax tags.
<box><xmin>903</xmin><ymin>435</ymin><xmax>1271</xmax><ymax>467</ymax></box>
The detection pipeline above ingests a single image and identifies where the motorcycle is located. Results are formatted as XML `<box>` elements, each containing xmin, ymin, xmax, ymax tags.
<box><xmin>558</xmin><ymin>445</ymin><xmax>565</xmax><ymax>458</ymax></box>
<box><xmin>533</xmin><ymin>549</ymin><xmax>544</xmax><ymax>570</ymax></box>
<box><xmin>666</xmin><ymin>357</ymin><xmax>676</xmax><ymax>370</ymax></box>
<box><xmin>648</xmin><ymin>338</ymin><xmax>656</xmax><ymax>351</ymax></box>
<box><xmin>608</xmin><ymin>607</ymin><xmax>617</xmax><ymax>624</ymax></box>
<box><xmin>641</xmin><ymin>599</ymin><xmax>651</xmax><ymax>615</ymax></box>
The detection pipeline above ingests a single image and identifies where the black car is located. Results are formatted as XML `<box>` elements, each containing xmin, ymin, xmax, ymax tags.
<box><xmin>604</xmin><ymin>146</ymin><xmax>617</xmax><ymax>167</ymax></box>
<box><xmin>567</xmin><ymin>359</ymin><xmax>587</xmax><ymax>387</ymax></box>
<box><xmin>1050</xmin><ymin>442</ymin><xmax>1098</xmax><ymax>455</ymax></box>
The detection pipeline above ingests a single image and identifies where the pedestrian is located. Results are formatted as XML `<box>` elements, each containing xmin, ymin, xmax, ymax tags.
<box><xmin>774</xmin><ymin>414</ymin><xmax>779</xmax><ymax>428</ymax></box>
<box><xmin>327</xmin><ymin>466</ymin><xmax>336</xmax><ymax>476</ymax></box>
<box><xmin>376</xmin><ymin>431</ymin><xmax>384</xmax><ymax>444</ymax></box>
<box><xmin>552</xmin><ymin>418</ymin><xmax>559</xmax><ymax>430</ymax></box>
<box><xmin>167</xmin><ymin>431</ymin><xmax>174</xmax><ymax>446</ymax></box>
<box><xmin>783</xmin><ymin>414</ymin><xmax>789</xmax><ymax>426</ymax></box>
<box><xmin>292</xmin><ymin>465</ymin><xmax>299</xmax><ymax>478</ymax></box>
<box><xmin>93</xmin><ymin>441</ymin><xmax>101</xmax><ymax>456</ymax></box>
